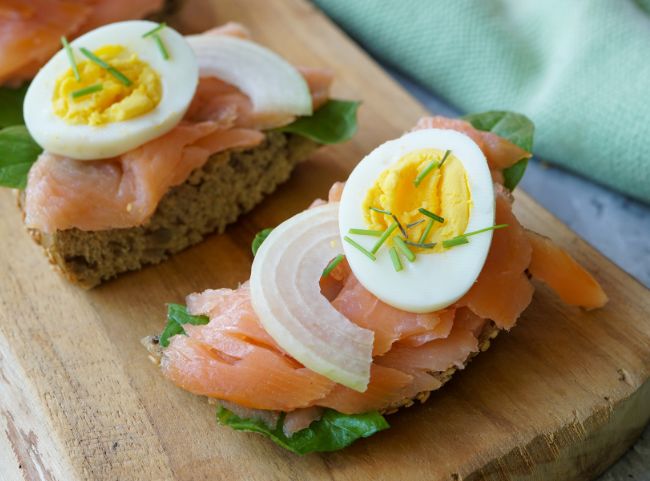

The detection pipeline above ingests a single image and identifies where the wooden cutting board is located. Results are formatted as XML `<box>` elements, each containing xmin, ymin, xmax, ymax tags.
<box><xmin>1</xmin><ymin>0</ymin><xmax>648</xmax><ymax>480</ymax></box>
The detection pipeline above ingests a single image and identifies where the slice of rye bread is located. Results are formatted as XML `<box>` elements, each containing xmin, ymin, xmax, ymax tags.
<box><xmin>142</xmin><ymin>320</ymin><xmax>500</xmax><ymax>417</ymax></box>
<box><xmin>19</xmin><ymin>132</ymin><xmax>319</xmax><ymax>288</ymax></box>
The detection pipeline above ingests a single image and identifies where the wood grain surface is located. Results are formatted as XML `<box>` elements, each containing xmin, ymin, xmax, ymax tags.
<box><xmin>1</xmin><ymin>1</ymin><xmax>649</xmax><ymax>480</ymax></box>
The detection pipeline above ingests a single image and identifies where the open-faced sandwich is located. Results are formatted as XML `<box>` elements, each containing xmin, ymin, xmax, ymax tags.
<box><xmin>0</xmin><ymin>0</ymin><xmax>171</xmax><ymax>87</ymax></box>
<box><xmin>145</xmin><ymin>111</ymin><xmax>607</xmax><ymax>454</ymax></box>
<box><xmin>0</xmin><ymin>21</ymin><xmax>358</xmax><ymax>287</ymax></box>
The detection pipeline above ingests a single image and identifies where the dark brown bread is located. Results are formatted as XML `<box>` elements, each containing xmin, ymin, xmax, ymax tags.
<box><xmin>22</xmin><ymin>132</ymin><xmax>319</xmax><ymax>288</ymax></box>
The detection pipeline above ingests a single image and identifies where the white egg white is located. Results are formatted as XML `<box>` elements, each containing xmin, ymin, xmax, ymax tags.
<box><xmin>338</xmin><ymin>128</ymin><xmax>495</xmax><ymax>313</ymax></box>
<box><xmin>24</xmin><ymin>20</ymin><xmax>198</xmax><ymax>160</ymax></box>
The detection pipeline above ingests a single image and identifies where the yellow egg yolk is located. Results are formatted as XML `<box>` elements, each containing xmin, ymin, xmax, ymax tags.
<box><xmin>362</xmin><ymin>148</ymin><xmax>472</xmax><ymax>252</ymax></box>
<box><xmin>52</xmin><ymin>45</ymin><xmax>161</xmax><ymax>126</ymax></box>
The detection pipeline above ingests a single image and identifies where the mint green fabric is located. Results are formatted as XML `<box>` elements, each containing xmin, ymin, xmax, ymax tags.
<box><xmin>313</xmin><ymin>0</ymin><xmax>650</xmax><ymax>203</ymax></box>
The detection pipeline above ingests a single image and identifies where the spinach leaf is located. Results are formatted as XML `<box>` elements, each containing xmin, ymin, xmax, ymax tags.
<box><xmin>159</xmin><ymin>303</ymin><xmax>209</xmax><ymax>347</ymax></box>
<box><xmin>0</xmin><ymin>126</ymin><xmax>43</xmax><ymax>189</ymax></box>
<box><xmin>217</xmin><ymin>406</ymin><xmax>389</xmax><ymax>454</ymax></box>
<box><xmin>279</xmin><ymin>100</ymin><xmax>360</xmax><ymax>144</ymax></box>
<box><xmin>462</xmin><ymin>111</ymin><xmax>535</xmax><ymax>190</ymax></box>
<box><xmin>251</xmin><ymin>228</ymin><xmax>273</xmax><ymax>256</ymax></box>
<box><xmin>0</xmin><ymin>84</ymin><xmax>28</xmax><ymax>128</ymax></box>
<box><xmin>500</xmin><ymin>158</ymin><xmax>529</xmax><ymax>191</ymax></box>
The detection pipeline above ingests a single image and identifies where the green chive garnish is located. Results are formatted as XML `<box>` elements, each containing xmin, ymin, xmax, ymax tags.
<box><xmin>413</xmin><ymin>149</ymin><xmax>451</xmax><ymax>187</ymax></box>
<box><xmin>418</xmin><ymin>208</ymin><xmax>444</xmax><ymax>223</ymax></box>
<box><xmin>418</xmin><ymin>219</ymin><xmax>434</xmax><ymax>244</ymax></box>
<box><xmin>392</xmin><ymin>214</ymin><xmax>407</xmax><ymax>239</ymax></box>
<box><xmin>442</xmin><ymin>224</ymin><xmax>508</xmax><ymax>249</ymax></box>
<box><xmin>464</xmin><ymin>224</ymin><xmax>509</xmax><ymax>237</ymax></box>
<box><xmin>369</xmin><ymin>206</ymin><xmax>391</xmax><ymax>215</ymax></box>
<box><xmin>80</xmin><ymin>47</ymin><xmax>132</xmax><ymax>86</ymax></box>
<box><xmin>393</xmin><ymin>237</ymin><xmax>416</xmax><ymax>262</ymax></box>
<box><xmin>404</xmin><ymin>240</ymin><xmax>437</xmax><ymax>249</ymax></box>
<box><xmin>344</xmin><ymin>236</ymin><xmax>376</xmax><ymax>261</ymax></box>
<box><xmin>71</xmin><ymin>83</ymin><xmax>103</xmax><ymax>99</ymax></box>
<box><xmin>153</xmin><ymin>34</ymin><xmax>170</xmax><ymax>60</ymax></box>
<box><xmin>438</xmin><ymin>149</ymin><xmax>451</xmax><ymax>168</ymax></box>
<box><xmin>389</xmin><ymin>247</ymin><xmax>403</xmax><ymax>272</ymax></box>
<box><xmin>143</xmin><ymin>22</ymin><xmax>167</xmax><ymax>38</ymax></box>
<box><xmin>322</xmin><ymin>254</ymin><xmax>345</xmax><ymax>277</ymax></box>
<box><xmin>442</xmin><ymin>236</ymin><xmax>470</xmax><ymax>248</ymax></box>
<box><xmin>61</xmin><ymin>36</ymin><xmax>80</xmax><ymax>82</ymax></box>
<box><xmin>371</xmin><ymin>222</ymin><xmax>398</xmax><ymax>254</ymax></box>
<box><xmin>406</xmin><ymin>219</ymin><xmax>424</xmax><ymax>229</ymax></box>
<box><xmin>349</xmin><ymin>228</ymin><xmax>383</xmax><ymax>237</ymax></box>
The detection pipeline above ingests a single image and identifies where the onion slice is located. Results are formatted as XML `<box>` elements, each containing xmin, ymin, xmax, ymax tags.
<box><xmin>186</xmin><ymin>34</ymin><xmax>313</xmax><ymax>121</ymax></box>
<box><xmin>250</xmin><ymin>203</ymin><xmax>374</xmax><ymax>392</ymax></box>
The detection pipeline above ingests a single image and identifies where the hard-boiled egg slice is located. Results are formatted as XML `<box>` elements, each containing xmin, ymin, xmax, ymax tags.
<box><xmin>339</xmin><ymin>128</ymin><xmax>495</xmax><ymax>313</ymax></box>
<box><xmin>24</xmin><ymin>20</ymin><xmax>198</xmax><ymax>160</ymax></box>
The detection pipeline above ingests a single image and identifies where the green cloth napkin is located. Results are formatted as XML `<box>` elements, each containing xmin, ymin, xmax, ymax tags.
<box><xmin>313</xmin><ymin>0</ymin><xmax>650</xmax><ymax>203</ymax></box>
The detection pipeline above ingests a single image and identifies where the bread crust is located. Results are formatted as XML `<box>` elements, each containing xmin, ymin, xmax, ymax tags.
<box><xmin>20</xmin><ymin>132</ymin><xmax>319</xmax><ymax>288</ymax></box>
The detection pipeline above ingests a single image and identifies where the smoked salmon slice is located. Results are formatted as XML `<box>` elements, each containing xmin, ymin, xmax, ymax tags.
<box><xmin>162</xmin><ymin>335</ymin><xmax>335</xmax><ymax>411</ymax></box>
<box><xmin>316</xmin><ymin>364</ymin><xmax>416</xmax><ymax>414</ymax></box>
<box><xmin>0</xmin><ymin>0</ymin><xmax>89</xmax><ymax>86</ymax></box>
<box><xmin>527</xmin><ymin>230</ymin><xmax>608</xmax><ymax>309</ymax></box>
<box><xmin>413</xmin><ymin>116</ymin><xmax>531</xmax><ymax>171</ymax></box>
<box><xmin>186</xmin><ymin>283</ymin><xmax>282</xmax><ymax>352</ymax></box>
<box><xmin>459</xmin><ymin>186</ymin><xmax>534</xmax><ymax>329</ymax></box>
<box><xmin>161</xmin><ymin>283</ymin><xmax>335</xmax><ymax>411</ymax></box>
<box><xmin>0</xmin><ymin>0</ymin><xmax>163</xmax><ymax>86</ymax></box>
<box><xmin>331</xmin><ymin>272</ymin><xmax>454</xmax><ymax>356</ymax></box>
<box><xmin>377</xmin><ymin>321</ymin><xmax>480</xmax><ymax>375</ymax></box>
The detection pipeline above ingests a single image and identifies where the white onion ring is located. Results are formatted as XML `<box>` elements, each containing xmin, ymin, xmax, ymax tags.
<box><xmin>250</xmin><ymin>203</ymin><xmax>374</xmax><ymax>392</ymax></box>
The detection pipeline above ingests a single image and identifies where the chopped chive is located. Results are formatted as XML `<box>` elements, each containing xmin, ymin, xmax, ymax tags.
<box><xmin>349</xmin><ymin>228</ymin><xmax>382</xmax><ymax>237</ymax></box>
<box><xmin>322</xmin><ymin>254</ymin><xmax>345</xmax><ymax>277</ymax></box>
<box><xmin>404</xmin><ymin>240</ymin><xmax>437</xmax><ymax>249</ymax></box>
<box><xmin>413</xmin><ymin>161</ymin><xmax>436</xmax><ymax>187</ymax></box>
<box><xmin>418</xmin><ymin>219</ymin><xmax>434</xmax><ymax>244</ymax></box>
<box><xmin>61</xmin><ymin>36</ymin><xmax>80</xmax><ymax>82</ymax></box>
<box><xmin>438</xmin><ymin>149</ymin><xmax>452</xmax><ymax>168</ymax></box>
<box><xmin>344</xmin><ymin>236</ymin><xmax>376</xmax><ymax>261</ymax></box>
<box><xmin>441</xmin><ymin>224</ymin><xmax>508</xmax><ymax>249</ymax></box>
<box><xmin>406</xmin><ymin>219</ymin><xmax>425</xmax><ymax>229</ymax></box>
<box><xmin>393</xmin><ymin>237</ymin><xmax>416</xmax><ymax>262</ymax></box>
<box><xmin>418</xmin><ymin>208</ymin><xmax>445</xmax><ymax>223</ymax></box>
<box><xmin>392</xmin><ymin>214</ymin><xmax>407</xmax><ymax>239</ymax></box>
<box><xmin>442</xmin><ymin>236</ymin><xmax>470</xmax><ymax>249</ymax></box>
<box><xmin>389</xmin><ymin>247</ymin><xmax>403</xmax><ymax>272</ymax></box>
<box><xmin>153</xmin><ymin>33</ymin><xmax>170</xmax><ymax>60</ymax></box>
<box><xmin>371</xmin><ymin>222</ymin><xmax>398</xmax><ymax>254</ymax></box>
<box><xmin>464</xmin><ymin>224</ymin><xmax>509</xmax><ymax>237</ymax></box>
<box><xmin>71</xmin><ymin>83</ymin><xmax>103</xmax><ymax>99</ymax></box>
<box><xmin>369</xmin><ymin>206</ymin><xmax>392</xmax><ymax>215</ymax></box>
<box><xmin>143</xmin><ymin>22</ymin><xmax>166</xmax><ymax>38</ymax></box>
<box><xmin>413</xmin><ymin>149</ymin><xmax>451</xmax><ymax>187</ymax></box>
<box><xmin>80</xmin><ymin>47</ymin><xmax>132</xmax><ymax>86</ymax></box>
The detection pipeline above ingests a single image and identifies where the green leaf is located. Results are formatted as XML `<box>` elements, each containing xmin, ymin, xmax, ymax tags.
<box><xmin>0</xmin><ymin>84</ymin><xmax>28</xmax><ymax>128</ymax></box>
<box><xmin>251</xmin><ymin>228</ymin><xmax>273</xmax><ymax>256</ymax></box>
<box><xmin>0</xmin><ymin>126</ymin><xmax>43</xmax><ymax>189</ymax></box>
<box><xmin>159</xmin><ymin>303</ymin><xmax>209</xmax><ymax>347</ymax></box>
<box><xmin>500</xmin><ymin>158</ymin><xmax>529</xmax><ymax>191</ymax></box>
<box><xmin>462</xmin><ymin>110</ymin><xmax>535</xmax><ymax>190</ymax></box>
<box><xmin>217</xmin><ymin>406</ymin><xmax>389</xmax><ymax>454</ymax></box>
<box><xmin>278</xmin><ymin>99</ymin><xmax>360</xmax><ymax>144</ymax></box>
<box><xmin>462</xmin><ymin>111</ymin><xmax>534</xmax><ymax>152</ymax></box>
